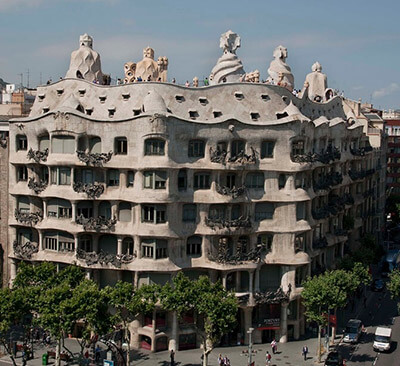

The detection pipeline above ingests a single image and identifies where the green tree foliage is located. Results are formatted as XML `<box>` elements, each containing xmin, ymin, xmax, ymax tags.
<box><xmin>0</xmin><ymin>287</ymin><xmax>31</xmax><ymax>366</ymax></box>
<box><xmin>388</xmin><ymin>269</ymin><xmax>400</xmax><ymax>313</ymax></box>
<box><xmin>351</xmin><ymin>262</ymin><xmax>372</xmax><ymax>286</ymax></box>
<box><xmin>160</xmin><ymin>273</ymin><xmax>237</xmax><ymax>366</ymax></box>
<box><xmin>104</xmin><ymin>281</ymin><xmax>159</xmax><ymax>366</ymax></box>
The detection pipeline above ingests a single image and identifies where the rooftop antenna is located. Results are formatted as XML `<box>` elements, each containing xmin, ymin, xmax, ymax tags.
<box><xmin>17</xmin><ymin>73</ymin><xmax>23</xmax><ymax>91</ymax></box>
<box><xmin>26</xmin><ymin>69</ymin><xmax>30</xmax><ymax>89</ymax></box>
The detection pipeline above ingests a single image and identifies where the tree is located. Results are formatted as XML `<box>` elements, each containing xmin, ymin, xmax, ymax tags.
<box><xmin>160</xmin><ymin>273</ymin><xmax>238</xmax><ymax>366</ymax></box>
<box><xmin>0</xmin><ymin>287</ymin><xmax>31</xmax><ymax>366</ymax></box>
<box><xmin>104</xmin><ymin>281</ymin><xmax>158</xmax><ymax>366</ymax></box>
<box><xmin>387</xmin><ymin>269</ymin><xmax>400</xmax><ymax>313</ymax></box>
<box><xmin>351</xmin><ymin>262</ymin><xmax>371</xmax><ymax>287</ymax></box>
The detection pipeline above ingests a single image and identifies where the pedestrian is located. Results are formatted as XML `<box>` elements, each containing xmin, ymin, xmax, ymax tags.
<box><xmin>218</xmin><ymin>353</ymin><xmax>223</xmax><ymax>365</ymax></box>
<box><xmin>204</xmin><ymin>77</ymin><xmax>209</xmax><ymax>86</ymax></box>
<box><xmin>185</xmin><ymin>80</ymin><xmax>190</xmax><ymax>87</ymax></box>
<box><xmin>302</xmin><ymin>345</ymin><xmax>308</xmax><ymax>361</ymax></box>
<box><xmin>170</xmin><ymin>349</ymin><xmax>175</xmax><ymax>366</ymax></box>
<box><xmin>271</xmin><ymin>338</ymin><xmax>277</xmax><ymax>354</ymax></box>
<box><xmin>95</xmin><ymin>345</ymin><xmax>101</xmax><ymax>362</ymax></box>
<box><xmin>172</xmin><ymin>78</ymin><xmax>176</xmax><ymax>84</ymax></box>
<box><xmin>266</xmin><ymin>350</ymin><xmax>272</xmax><ymax>365</ymax></box>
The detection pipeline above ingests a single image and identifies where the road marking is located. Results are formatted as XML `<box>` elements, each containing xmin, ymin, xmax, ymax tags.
<box><xmin>348</xmin><ymin>344</ymin><xmax>358</xmax><ymax>361</ymax></box>
<box><xmin>373</xmin><ymin>352</ymin><xmax>379</xmax><ymax>366</ymax></box>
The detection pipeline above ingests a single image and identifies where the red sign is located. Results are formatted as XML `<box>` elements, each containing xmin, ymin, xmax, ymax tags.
<box><xmin>323</xmin><ymin>314</ymin><xmax>337</xmax><ymax>327</ymax></box>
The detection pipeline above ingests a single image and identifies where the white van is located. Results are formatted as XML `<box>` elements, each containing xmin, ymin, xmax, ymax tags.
<box><xmin>373</xmin><ymin>327</ymin><xmax>392</xmax><ymax>352</ymax></box>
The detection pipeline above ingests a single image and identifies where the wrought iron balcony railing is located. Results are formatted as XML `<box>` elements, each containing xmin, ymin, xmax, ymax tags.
<box><xmin>205</xmin><ymin>215</ymin><xmax>251</xmax><ymax>230</ymax></box>
<box><xmin>76</xmin><ymin>150</ymin><xmax>113</xmax><ymax>167</ymax></box>
<box><xmin>210</xmin><ymin>147</ymin><xmax>257</xmax><ymax>165</ymax></box>
<box><xmin>76</xmin><ymin>249</ymin><xmax>135</xmax><ymax>268</ymax></box>
<box><xmin>27</xmin><ymin>148</ymin><xmax>48</xmax><ymax>163</ymax></box>
<box><xmin>73</xmin><ymin>182</ymin><xmax>104</xmax><ymax>198</ymax></box>
<box><xmin>14</xmin><ymin>208</ymin><xmax>43</xmax><ymax>225</ymax></box>
<box><xmin>27</xmin><ymin>177</ymin><xmax>47</xmax><ymax>194</ymax></box>
<box><xmin>254</xmin><ymin>285</ymin><xmax>292</xmax><ymax>305</ymax></box>
<box><xmin>208</xmin><ymin>242</ymin><xmax>268</xmax><ymax>265</ymax></box>
<box><xmin>75</xmin><ymin>214</ymin><xmax>116</xmax><ymax>231</ymax></box>
<box><xmin>13</xmin><ymin>240</ymin><xmax>39</xmax><ymax>260</ymax></box>
<box><xmin>216</xmin><ymin>184</ymin><xmax>246</xmax><ymax>198</ymax></box>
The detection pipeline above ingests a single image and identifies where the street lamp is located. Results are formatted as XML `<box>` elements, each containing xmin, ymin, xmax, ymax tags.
<box><xmin>247</xmin><ymin>327</ymin><xmax>254</xmax><ymax>366</ymax></box>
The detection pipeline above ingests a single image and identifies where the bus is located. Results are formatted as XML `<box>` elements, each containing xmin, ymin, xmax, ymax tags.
<box><xmin>381</xmin><ymin>249</ymin><xmax>400</xmax><ymax>277</ymax></box>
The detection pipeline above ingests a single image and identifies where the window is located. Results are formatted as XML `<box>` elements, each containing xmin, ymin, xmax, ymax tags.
<box><xmin>145</xmin><ymin>138</ymin><xmax>165</xmax><ymax>155</ymax></box>
<box><xmin>231</xmin><ymin>140</ymin><xmax>245</xmax><ymax>156</ymax></box>
<box><xmin>142</xmin><ymin>239</ymin><xmax>168</xmax><ymax>259</ymax></box>
<box><xmin>50</xmin><ymin>167</ymin><xmax>71</xmax><ymax>185</ymax></box>
<box><xmin>17</xmin><ymin>196</ymin><xmax>30</xmax><ymax>213</ymax></box>
<box><xmin>77</xmin><ymin>201</ymin><xmax>93</xmax><ymax>218</ymax></box>
<box><xmin>17</xmin><ymin>166</ymin><xmax>28</xmax><ymax>182</ymax></box>
<box><xmin>292</xmin><ymin>140</ymin><xmax>305</xmax><ymax>156</ymax></box>
<box><xmin>261</xmin><ymin>141</ymin><xmax>275</xmax><ymax>158</ymax></box>
<box><xmin>278</xmin><ymin>174</ymin><xmax>287</xmax><ymax>189</ymax></box>
<box><xmin>255</xmin><ymin>202</ymin><xmax>275</xmax><ymax>221</ymax></box>
<box><xmin>127</xmin><ymin>171</ymin><xmax>134</xmax><ymax>187</ymax></box>
<box><xmin>245</xmin><ymin>173</ymin><xmax>264</xmax><ymax>189</ymax></box>
<box><xmin>107</xmin><ymin>169</ymin><xmax>120</xmax><ymax>186</ymax></box>
<box><xmin>187</xmin><ymin>236</ymin><xmax>202</xmax><ymax>256</ymax></box>
<box><xmin>209</xmin><ymin>205</ymin><xmax>226</xmax><ymax>220</ymax></box>
<box><xmin>122</xmin><ymin>238</ymin><xmax>134</xmax><ymax>255</ymax></box>
<box><xmin>119</xmin><ymin>202</ymin><xmax>132</xmax><ymax>222</ymax></box>
<box><xmin>16</xmin><ymin>135</ymin><xmax>28</xmax><ymax>151</ymax></box>
<box><xmin>296</xmin><ymin>202</ymin><xmax>306</xmax><ymax>220</ymax></box>
<box><xmin>142</xmin><ymin>204</ymin><xmax>166</xmax><ymax>224</ymax></box>
<box><xmin>52</xmin><ymin>136</ymin><xmax>75</xmax><ymax>154</ymax></box>
<box><xmin>178</xmin><ymin>169</ymin><xmax>187</xmax><ymax>191</ymax></box>
<box><xmin>44</xmin><ymin>231</ymin><xmax>74</xmax><ymax>252</ymax></box>
<box><xmin>115</xmin><ymin>137</ymin><xmax>128</xmax><ymax>155</ymax></box>
<box><xmin>47</xmin><ymin>199</ymin><xmax>72</xmax><ymax>219</ymax></box>
<box><xmin>257</xmin><ymin>234</ymin><xmax>273</xmax><ymax>251</ymax></box>
<box><xmin>80</xmin><ymin>169</ymin><xmax>94</xmax><ymax>184</ymax></box>
<box><xmin>231</xmin><ymin>204</ymin><xmax>241</xmax><ymax>220</ymax></box>
<box><xmin>295</xmin><ymin>233</ymin><xmax>306</xmax><ymax>252</ymax></box>
<box><xmin>98</xmin><ymin>201</ymin><xmax>112</xmax><ymax>220</ymax></box>
<box><xmin>194</xmin><ymin>172</ymin><xmax>211</xmax><ymax>190</ymax></box>
<box><xmin>188</xmin><ymin>140</ymin><xmax>205</xmax><ymax>158</ymax></box>
<box><xmin>79</xmin><ymin>235</ymin><xmax>92</xmax><ymax>252</ymax></box>
<box><xmin>143</xmin><ymin>171</ymin><xmax>167</xmax><ymax>189</ymax></box>
<box><xmin>39</xmin><ymin>135</ymin><xmax>50</xmax><ymax>151</ymax></box>
<box><xmin>223</xmin><ymin>173</ymin><xmax>236</xmax><ymax>189</ymax></box>
<box><xmin>295</xmin><ymin>266</ymin><xmax>308</xmax><ymax>287</ymax></box>
<box><xmin>182</xmin><ymin>204</ymin><xmax>197</xmax><ymax>222</ymax></box>
<box><xmin>89</xmin><ymin>137</ymin><xmax>101</xmax><ymax>153</ymax></box>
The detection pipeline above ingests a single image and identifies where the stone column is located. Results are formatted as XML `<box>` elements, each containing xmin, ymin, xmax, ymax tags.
<box><xmin>235</xmin><ymin>271</ymin><xmax>241</xmax><ymax>292</ymax></box>
<box><xmin>42</xmin><ymin>199</ymin><xmax>48</xmax><ymax>219</ymax></box>
<box><xmin>74</xmin><ymin>235</ymin><xmax>79</xmax><ymax>255</ymax></box>
<box><xmin>120</xmin><ymin>170</ymin><xmax>127</xmax><ymax>189</ymax></box>
<box><xmin>222</xmin><ymin>272</ymin><xmax>227</xmax><ymax>289</ymax></box>
<box><xmin>280</xmin><ymin>303</ymin><xmax>288</xmax><ymax>343</ymax></box>
<box><xmin>85</xmin><ymin>269</ymin><xmax>92</xmax><ymax>280</ymax></box>
<box><xmin>38</xmin><ymin>230</ymin><xmax>44</xmax><ymax>250</ymax></box>
<box><xmin>243</xmin><ymin>308</ymin><xmax>253</xmax><ymax>345</ymax></box>
<box><xmin>117</xmin><ymin>237</ymin><xmax>123</xmax><ymax>255</ymax></box>
<box><xmin>71</xmin><ymin>201</ymin><xmax>77</xmax><ymax>222</ymax></box>
<box><xmin>111</xmin><ymin>201</ymin><xmax>118</xmax><ymax>219</ymax></box>
<box><xmin>168</xmin><ymin>311</ymin><xmax>178</xmax><ymax>351</ymax></box>
<box><xmin>249</xmin><ymin>270</ymin><xmax>254</xmax><ymax>303</ymax></box>
<box><xmin>134</xmin><ymin>235</ymin><xmax>141</xmax><ymax>259</ymax></box>
<box><xmin>9</xmin><ymin>259</ymin><xmax>17</xmax><ymax>284</ymax></box>
<box><xmin>134</xmin><ymin>271</ymin><xmax>139</xmax><ymax>288</ymax></box>
<box><xmin>254</xmin><ymin>268</ymin><xmax>260</xmax><ymax>292</ymax></box>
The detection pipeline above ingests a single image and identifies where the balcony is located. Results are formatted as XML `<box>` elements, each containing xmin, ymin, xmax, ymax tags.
<box><xmin>254</xmin><ymin>285</ymin><xmax>291</xmax><ymax>305</ymax></box>
<box><xmin>209</xmin><ymin>147</ymin><xmax>257</xmax><ymax>165</ymax></box>
<box><xmin>350</xmin><ymin>145</ymin><xmax>373</xmax><ymax>156</ymax></box>
<box><xmin>313</xmin><ymin>237</ymin><xmax>328</xmax><ymax>249</ymax></box>
<box><xmin>313</xmin><ymin>172</ymin><xmax>343</xmax><ymax>192</ymax></box>
<box><xmin>27</xmin><ymin>148</ymin><xmax>49</xmax><ymax>163</ymax></box>
<box><xmin>76</xmin><ymin>150</ymin><xmax>113</xmax><ymax>167</ymax></box>
<box><xmin>209</xmin><ymin>147</ymin><xmax>227</xmax><ymax>164</ymax></box>
<box><xmin>75</xmin><ymin>214</ymin><xmax>117</xmax><ymax>231</ymax></box>
<box><xmin>76</xmin><ymin>249</ymin><xmax>135</xmax><ymax>268</ymax></box>
<box><xmin>208</xmin><ymin>242</ymin><xmax>267</xmax><ymax>265</ymax></box>
<box><xmin>292</xmin><ymin>147</ymin><xmax>340</xmax><ymax>164</ymax></box>
<box><xmin>13</xmin><ymin>240</ymin><xmax>39</xmax><ymax>260</ymax></box>
<box><xmin>216</xmin><ymin>184</ymin><xmax>246</xmax><ymax>198</ymax></box>
<box><xmin>205</xmin><ymin>215</ymin><xmax>251</xmax><ymax>230</ymax></box>
<box><xmin>27</xmin><ymin>177</ymin><xmax>47</xmax><ymax>194</ymax></box>
<box><xmin>14</xmin><ymin>209</ymin><xmax>43</xmax><ymax>226</ymax></box>
<box><xmin>73</xmin><ymin>182</ymin><xmax>105</xmax><ymax>198</ymax></box>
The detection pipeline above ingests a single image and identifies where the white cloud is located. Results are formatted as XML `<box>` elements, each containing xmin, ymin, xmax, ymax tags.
<box><xmin>372</xmin><ymin>83</ymin><xmax>400</xmax><ymax>99</ymax></box>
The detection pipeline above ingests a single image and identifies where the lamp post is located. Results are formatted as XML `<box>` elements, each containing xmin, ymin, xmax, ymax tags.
<box><xmin>247</xmin><ymin>327</ymin><xmax>254</xmax><ymax>366</ymax></box>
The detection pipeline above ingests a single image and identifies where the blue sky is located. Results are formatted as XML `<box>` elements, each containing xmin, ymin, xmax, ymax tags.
<box><xmin>0</xmin><ymin>0</ymin><xmax>399</xmax><ymax>109</ymax></box>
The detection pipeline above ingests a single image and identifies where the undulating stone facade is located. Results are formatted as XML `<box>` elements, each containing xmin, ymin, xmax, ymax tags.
<box><xmin>7</xmin><ymin>32</ymin><xmax>386</xmax><ymax>352</ymax></box>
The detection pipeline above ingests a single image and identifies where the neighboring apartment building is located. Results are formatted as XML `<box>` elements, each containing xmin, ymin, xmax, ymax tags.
<box><xmin>383</xmin><ymin>110</ymin><xmax>400</xmax><ymax>195</ymax></box>
<box><xmin>7</xmin><ymin>33</ymin><xmax>386</xmax><ymax>351</ymax></box>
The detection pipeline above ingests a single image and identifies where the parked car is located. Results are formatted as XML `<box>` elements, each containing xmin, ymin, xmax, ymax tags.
<box><xmin>343</xmin><ymin>319</ymin><xmax>363</xmax><ymax>343</ymax></box>
<box><xmin>324</xmin><ymin>351</ymin><xmax>344</xmax><ymax>366</ymax></box>
<box><xmin>371</xmin><ymin>279</ymin><xmax>384</xmax><ymax>292</ymax></box>
<box><xmin>373</xmin><ymin>327</ymin><xmax>392</xmax><ymax>352</ymax></box>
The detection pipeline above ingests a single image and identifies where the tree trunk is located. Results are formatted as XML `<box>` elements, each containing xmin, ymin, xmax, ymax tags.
<box><xmin>202</xmin><ymin>338</ymin><xmax>212</xmax><ymax>366</ymax></box>
<box><xmin>1</xmin><ymin>340</ymin><xmax>17</xmax><ymax>366</ymax></box>
<box><xmin>331</xmin><ymin>308</ymin><xmax>337</xmax><ymax>344</ymax></box>
<box><xmin>55</xmin><ymin>338</ymin><xmax>61</xmax><ymax>366</ymax></box>
<box><xmin>202</xmin><ymin>350</ymin><xmax>208</xmax><ymax>366</ymax></box>
<box><xmin>125</xmin><ymin>324</ymin><xmax>131</xmax><ymax>366</ymax></box>
<box><xmin>317</xmin><ymin>325</ymin><xmax>322</xmax><ymax>363</ymax></box>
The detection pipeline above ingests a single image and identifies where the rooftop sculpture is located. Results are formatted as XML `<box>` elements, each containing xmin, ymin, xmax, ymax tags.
<box><xmin>124</xmin><ymin>47</ymin><xmax>168</xmax><ymax>83</ymax></box>
<box><xmin>65</xmin><ymin>34</ymin><xmax>104</xmax><ymax>84</ymax></box>
<box><xmin>267</xmin><ymin>45</ymin><xmax>294</xmax><ymax>91</ymax></box>
<box><xmin>209</xmin><ymin>30</ymin><xmax>246</xmax><ymax>85</ymax></box>
<box><xmin>304</xmin><ymin>61</ymin><xmax>328</xmax><ymax>102</ymax></box>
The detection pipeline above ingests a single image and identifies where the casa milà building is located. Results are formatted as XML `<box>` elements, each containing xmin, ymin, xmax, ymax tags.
<box><xmin>7</xmin><ymin>32</ymin><xmax>385</xmax><ymax>352</ymax></box>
